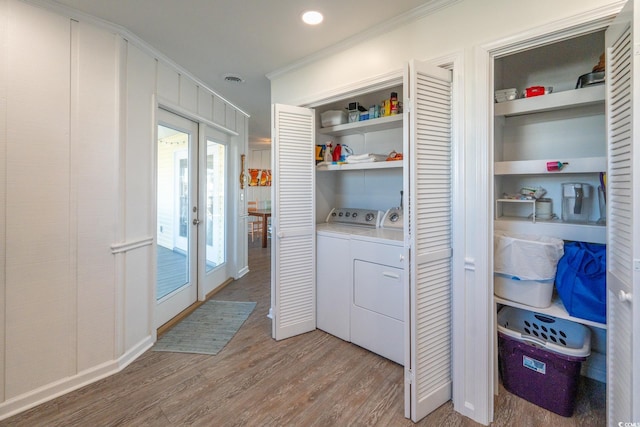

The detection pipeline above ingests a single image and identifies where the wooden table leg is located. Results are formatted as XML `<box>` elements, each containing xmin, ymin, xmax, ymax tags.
<box><xmin>262</xmin><ymin>215</ymin><xmax>268</xmax><ymax>248</ymax></box>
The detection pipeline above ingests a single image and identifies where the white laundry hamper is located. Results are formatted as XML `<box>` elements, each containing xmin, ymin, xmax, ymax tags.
<box><xmin>494</xmin><ymin>231</ymin><xmax>564</xmax><ymax>308</ymax></box>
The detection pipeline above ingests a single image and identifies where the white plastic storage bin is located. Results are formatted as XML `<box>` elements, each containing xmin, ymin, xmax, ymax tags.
<box><xmin>494</xmin><ymin>273</ymin><xmax>554</xmax><ymax>308</ymax></box>
<box><xmin>320</xmin><ymin>110</ymin><xmax>347</xmax><ymax>127</ymax></box>
<box><xmin>494</xmin><ymin>231</ymin><xmax>564</xmax><ymax>280</ymax></box>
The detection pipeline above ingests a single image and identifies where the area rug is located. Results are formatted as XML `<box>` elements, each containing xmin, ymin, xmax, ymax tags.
<box><xmin>153</xmin><ymin>300</ymin><xmax>256</xmax><ymax>355</ymax></box>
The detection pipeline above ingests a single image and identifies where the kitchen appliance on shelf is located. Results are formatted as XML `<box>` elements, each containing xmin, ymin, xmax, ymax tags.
<box><xmin>562</xmin><ymin>183</ymin><xmax>593</xmax><ymax>223</ymax></box>
<box><xmin>576</xmin><ymin>71</ymin><xmax>605</xmax><ymax>88</ymax></box>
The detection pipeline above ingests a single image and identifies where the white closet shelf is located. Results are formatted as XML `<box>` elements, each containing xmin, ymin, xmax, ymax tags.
<box><xmin>494</xmin><ymin>217</ymin><xmax>606</xmax><ymax>244</ymax></box>
<box><xmin>495</xmin><ymin>156</ymin><xmax>606</xmax><ymax>175</ymax></box>
<box><xmin>494</xmin><ymin>84</ymin><xmax>605</xmax><ymax>117</ymax></box>
<box><xmin>316</xmin><ymin>161</ymin><xmax>403</xmax><ymax>171</ymax></box>
<box><xmin>495</xmin><ymin>295</ymin><xmax>606</xmax><ymax>330</ymax></box>
<box><xmin>318</xmin><ymin>114</ymin><xmax>403</xmax><ymax>136</ymax></box>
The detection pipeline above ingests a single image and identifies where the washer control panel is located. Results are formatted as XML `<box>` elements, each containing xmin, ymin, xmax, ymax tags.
<box><xmin>325</xmin><ymin>208</ymin><xmax>382</xmax><ymax>227</ymax></box>
<box><xmin>381</xmin><ymin>208</ymin><xmax>403</xmax><ymax>230</ymax></box>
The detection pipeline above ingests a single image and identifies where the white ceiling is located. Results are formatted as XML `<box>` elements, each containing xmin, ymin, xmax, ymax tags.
<box><xmin>52</xmin><ymin>0</ymin><xmax>442</xmax><ymax>148</ymax></box>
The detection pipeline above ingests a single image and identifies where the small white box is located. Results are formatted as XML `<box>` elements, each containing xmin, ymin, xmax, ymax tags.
<box><xmin>494</xmin><ymin>273</ymin><xmax>554</xmax><ymax>308</ymax></box>
<box><xmin>321</xmin><ymin>110</ymin><xmax>347</xmax><ymax>127</ymax></box>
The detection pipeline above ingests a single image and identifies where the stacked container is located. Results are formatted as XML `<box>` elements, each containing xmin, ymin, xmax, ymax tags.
<box><xmin>497</xmin><ymin>306</ymin><xmax>591</xmax><ymax>417</ymax></box>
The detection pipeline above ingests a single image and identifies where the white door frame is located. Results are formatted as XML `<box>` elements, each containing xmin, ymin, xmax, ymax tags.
<box><xmin>472</xmin><ymin>4</ymin><xmax>623</xmax><ymax>425</ymax></box>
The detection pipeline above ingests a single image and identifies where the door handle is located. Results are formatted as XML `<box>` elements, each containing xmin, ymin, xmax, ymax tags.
<box><xmin>618</xmin><ymin>290</ymin><xmax>632</xmax><ymax>303</ymax></box>
<box><xmin>193</xmin><ymin>218</ymin><xmax>201</xmax><ymax>225</ymax></box>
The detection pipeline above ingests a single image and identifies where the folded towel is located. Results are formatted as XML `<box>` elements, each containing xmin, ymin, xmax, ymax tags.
<box><xmin>346</xmin><ymin>153</ymin><xmax>387</xmax><ymax>163</ymax></box>
<box><xmin>346</xmin><ymin>157</ymin><xmax>375</xmax><ymax>163</ymax></box>
<box><xmin>347</xmin><ymin>153</ymin><xmax>373</xmax><ymax>161</ymax></box>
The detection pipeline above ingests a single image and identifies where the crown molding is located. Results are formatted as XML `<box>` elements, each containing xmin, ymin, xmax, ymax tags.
<box><xmin>266</xmin><ymin>0</ymin><xmax>462</xmax><ymax>80</ymax></box>
<box><xmin>481</xmin><ymin>0</ymin><xmax>626</xmax><ymax>56</ymax></box>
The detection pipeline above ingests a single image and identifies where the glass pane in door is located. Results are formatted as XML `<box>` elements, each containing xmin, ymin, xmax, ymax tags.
<box><xmin>205</xmin><ymin>139</ymin><xmax>226</xmax><ymax>272</ymax></box>
<box><xmin>156</xmin><ymin>124</ymin><xmax>190</xmax><ymax>300</ymax></box>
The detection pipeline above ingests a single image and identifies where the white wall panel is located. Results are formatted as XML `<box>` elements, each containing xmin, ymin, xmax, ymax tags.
<box><xmin>124</xmin><ymin>42</ymin><xmax>156</xmax><ymax>349</ymax></box>
<box><xmin>225</xmin><ymin>103</ymin><xmax>236</xmax><ymax>132</ymax></box>
<box><xmin>213</xmin><ymin>94</ymin><xmax>226</xmax><ymax>126</ymax></box>
<box><xmin>197</xmin><ymin>87</ymin><xmax>213</xmax><ymax>121</ymax></box>
<box><xmin>5</xmin><ymin>0</ymin><xmax>73</xmax><ymax>398</ymax></box>
<box><xmin>260</xmin><ymin>149</ymin><xmax>271</xmax><ymax>169</ymax></box>
<box><xmin>156</xmin><ymin>60</ymin><xmax>179</xmax><ymax>104</ymax></box>
<box><xmin>179</xmin><ymin>75</ymin><xmax>198</xmax><ymax>113</ymax></box>
<box><xmin>72</xmin><ymin>20</ymin><xmax>118</xmax><ymax>371</ymax></box>
<box><xmin>125</xmin><ymin>247</ymin><xmax>152</xmax><ymax>348</ymax></box>
<box><xmin>0</xmin><ymin>0</ymin><xmax>8</xmax><ymax>405</ymax></box>
<box><xmin>125</xmin><ymin>44</ymin><xmax>155</xmax><ymax>240</ymax></box>
<box><xmin>231</xmin><ymin>115</ymin><xmax>249</xmax><ymax>278</ymax></box>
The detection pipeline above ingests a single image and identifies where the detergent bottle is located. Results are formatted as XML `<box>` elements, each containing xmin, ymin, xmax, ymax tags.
<box><xmin>324</xmin><ymin>143</ymin><xmax>332</xmax><ymax>163</ymax></box>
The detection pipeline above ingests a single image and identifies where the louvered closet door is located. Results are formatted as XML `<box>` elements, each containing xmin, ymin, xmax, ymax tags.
<box><xmin>404</xmin><ymin>60</ymin><xmax>453</xmax><ymax>422</ymax></box>
<box><xmin>271</xmin><ymin>104</ymin><xmax>316</xmax><ymax>341</ymax></box>
<box><xmin>605</xmin><ymin>1</ymin><xmax>639</xmax><ymax>422</ymax></box>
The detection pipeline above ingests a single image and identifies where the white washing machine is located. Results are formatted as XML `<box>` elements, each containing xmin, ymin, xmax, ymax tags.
<box><xmin>316</xmin><ymin>207</ymin><xmax>405</xmax><ymax>365</ymax></box>
<box><xmin>316</xmin><ymin>208</ymin><xmax>383</xmax><ymax>342</ymax></box>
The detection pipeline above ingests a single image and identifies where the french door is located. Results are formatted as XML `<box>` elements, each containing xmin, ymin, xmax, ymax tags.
<box><xmin>155</xmin><ymin>108</ymin><xmax>229</xmax><ymax>327</ymax></box>
<box><xmin>155</xmin><ymin>108</ymin><xmax>199</xmax><ymax>327</ymax></box>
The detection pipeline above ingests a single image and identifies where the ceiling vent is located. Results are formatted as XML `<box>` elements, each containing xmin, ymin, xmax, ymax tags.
<box><xmin>223</xmin><ymin>74</ymin><xmax>245</xmax><ymax>84</ymax></box>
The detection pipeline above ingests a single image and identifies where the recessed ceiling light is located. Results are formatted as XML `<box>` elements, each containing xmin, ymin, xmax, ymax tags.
<box><xmin>302</xmin><ymin>10</ymin><xmax>323</xmax><ymax>25</ymax></box>
<box><xmin>223</xmin><ymin>73</ymin><xmax>245</xmax><ymax>84</ymax></box>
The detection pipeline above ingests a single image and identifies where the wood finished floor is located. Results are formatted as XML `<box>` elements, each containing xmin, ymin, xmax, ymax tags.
<box><xmin>2</xmin><ymin>238</ymin><xmax>605</xmax><ymax>426</ymax></box>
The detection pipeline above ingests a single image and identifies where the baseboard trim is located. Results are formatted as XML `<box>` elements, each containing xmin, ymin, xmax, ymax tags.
<box><xmin>0</xmin><ymin>335</ymin><xmax>154</xmax><ymax>421</ymax></box>
<box><xmin>236</xmin><ymin>266</ymin><xmax>250</xmax><ymax>279</ymax></box>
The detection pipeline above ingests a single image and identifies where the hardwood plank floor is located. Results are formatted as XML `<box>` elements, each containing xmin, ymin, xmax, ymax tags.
<box><xmin>1</xmin><ymin>238</ymin><xmax>605</xmax><ymax>426</ymax></box>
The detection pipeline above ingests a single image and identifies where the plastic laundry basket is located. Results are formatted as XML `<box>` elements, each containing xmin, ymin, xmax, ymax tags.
<box><xmin>497</xmin><ymin>306</ymin><xmax>591</xmax><ymax>417</ymax></box>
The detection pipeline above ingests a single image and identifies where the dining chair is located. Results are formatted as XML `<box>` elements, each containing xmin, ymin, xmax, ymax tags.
<box><xmin>247</xmin><ymin>201</ymin><xmax>263</xmax><ymax>241</ymax></box>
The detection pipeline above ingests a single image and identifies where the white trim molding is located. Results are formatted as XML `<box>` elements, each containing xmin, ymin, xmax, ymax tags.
<box><xmin>157</xmin><ymin>98</ymin><xmax>240</xmax><ymax>137</ymax></box>
<box><xmin>484</xmin><ymin>1</ymin><xmax>625</xmax><ymax>56</ymax></box>
<box><xmin>0</xmin><ymin>335</ymin><xmax>154</xmax><ymax>421</ymax></box>
<box><xmin>110</xmin><ymin>236</ymin><xmax>154</xmax><ymax>254</ymax></box>
<box><xmin>297</xmin><ymin>70</ymin><xmax>404</xmax><ymax>109</ymax></box>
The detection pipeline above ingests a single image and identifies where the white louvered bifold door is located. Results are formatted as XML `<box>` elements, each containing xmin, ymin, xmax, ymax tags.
<box><xmin>404</xmin><ymin>60</ymin><xmax>453</xmax><ymax>422</ymax></box>
<box><xmin>605</xmin><ymin>1</ymin><xmax>639</xmax><ymax>423</ymax></box>
<box><xmin>271</xmin><ymin>104</ymin><xmax>316</xmax><ymax>341</ymax></box>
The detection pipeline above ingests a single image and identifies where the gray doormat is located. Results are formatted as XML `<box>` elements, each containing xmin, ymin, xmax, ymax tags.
<box><xmin>153</xmin><ymin>300</ymin><xmax>256</xmax><ymax>355</ymax></box>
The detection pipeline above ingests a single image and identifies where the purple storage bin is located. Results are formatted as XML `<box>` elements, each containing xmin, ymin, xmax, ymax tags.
<box><xmin>497</xmin><ymin>307</ymin><xmax>591</xmax><ymax>417</ymax></box>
